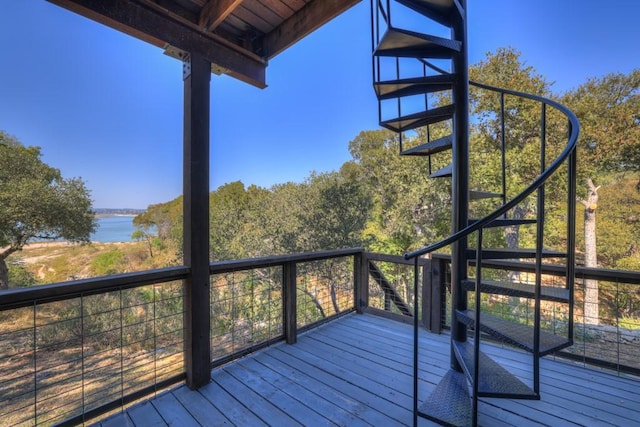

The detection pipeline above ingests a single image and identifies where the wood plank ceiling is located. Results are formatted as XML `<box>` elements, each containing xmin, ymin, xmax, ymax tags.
<box><xmin>47</xmin><ymin>0</ymin><xmax>361</xmax><ymax>88</ymax></box>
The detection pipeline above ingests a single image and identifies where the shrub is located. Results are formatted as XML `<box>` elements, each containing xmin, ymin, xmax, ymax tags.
<box><xmin>8</xmin><ymin>262</ymin><xmax>37</xmax><ymax>288</ymax></box>
<box><xmin>91</xmin><ymin>249</ymin><xmax>126</xmax><ymax>276</ymax></box>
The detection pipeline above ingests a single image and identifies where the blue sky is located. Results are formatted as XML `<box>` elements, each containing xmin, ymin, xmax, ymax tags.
<box><xmin>0</xmin><ymin>1</ymin><xmax>638</xmax><ymax>209</ymax></box>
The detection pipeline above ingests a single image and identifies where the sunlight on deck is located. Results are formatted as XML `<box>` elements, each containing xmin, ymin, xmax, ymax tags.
<box><xmin>96</xmin><ymin>313</ymin><xmax>640</xmax><ymax>427</ymax></box>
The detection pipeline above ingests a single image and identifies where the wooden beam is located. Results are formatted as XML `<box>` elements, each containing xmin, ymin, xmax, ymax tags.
<box><xmin>183</xmin><ymin>54</ymin><xmax>212</xmax><ymax>389</ymax></box>
<box><xmin>47</xmin><ymin>0</ymin><xmax>266</xmax><ymax>88</ymax></box>
<box><xmin>199</xmin><ymin>0</ymin><xmax>244</xmax><ymax>32</ymax></box>
<box><xmin>262</xmin><ymin>0</ymin><xmax>361</xmax><ymax>59</ymax></box>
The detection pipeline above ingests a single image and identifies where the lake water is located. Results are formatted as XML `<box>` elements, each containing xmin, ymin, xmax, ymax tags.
<box><xmin>91</xmin><ymin>216</ymin><xmax>137</xmax><ymax>243</ymax></box>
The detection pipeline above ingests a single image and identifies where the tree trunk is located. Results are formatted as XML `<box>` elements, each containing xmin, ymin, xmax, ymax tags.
<box><xmin>300</xmin><ymin>287</ymin><xmax>326</xmax><ymax>318</ymax></box>
<box><xmin>330</xmin><ymin>282</ymin><xmax>339</xmax><ymax>314</ymax></box>
<box><xmin>505</xmin><ymin>205</ymin><xmax>527</xmax><ymax>250</ymax></box>
<box><xmin>580</xmin><ymin>178</ymin><xmax>600</xmax><ymax>325</ymax></box>
<box><xmin>505</xmin><ymin>205</ymin><xmax>528</xmax><ymax>309</ymax></box>
<box><xmin>0</xmin><ymin>258</ymin><xmax>8</xmax><ymax>290</ymax></box>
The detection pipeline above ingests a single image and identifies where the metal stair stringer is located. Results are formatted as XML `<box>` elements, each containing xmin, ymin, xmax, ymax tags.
<box><xmin>368</xmin><ymin>261</ymin><xmax>413</xmax><ymax>317</ymax></box>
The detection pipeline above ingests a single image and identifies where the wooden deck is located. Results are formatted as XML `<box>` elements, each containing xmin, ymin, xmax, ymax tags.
<box><xmin>96</xmin><ymin>313</ymin><xmax>640</xmax><ymax>427</ymax></box>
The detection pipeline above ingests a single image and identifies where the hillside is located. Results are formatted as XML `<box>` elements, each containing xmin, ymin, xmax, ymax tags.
<box><xmin>10</xmin><ymin>240</ymin><xmax>179</xmax><ymax>284</ymax></box>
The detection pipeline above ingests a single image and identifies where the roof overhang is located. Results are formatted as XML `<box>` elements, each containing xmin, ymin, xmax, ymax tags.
<box><xmin>47</xmin><ymin>0</ymin><xmax>362</xmax><ymax>88</ymax></box>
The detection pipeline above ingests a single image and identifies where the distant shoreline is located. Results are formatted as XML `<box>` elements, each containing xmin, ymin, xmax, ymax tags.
<box><xmin>18</xmin><ymin>240</ymin><xmax>136</xmax><ymax>251</ymax></box>
<box><xmin>93</xmin><ymin>208</ymin><xmax>145</xmax><ymax>218</ymax></box>
<box><xmin>24</xmin><ymin>216</ymin><xmax>142</xmax><ymax>245</ymax></box>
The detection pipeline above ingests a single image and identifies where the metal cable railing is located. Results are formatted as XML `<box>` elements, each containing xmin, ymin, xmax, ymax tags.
<box><xmin>0</xmin><ymin>267</ymin><xmax>189</xmax><ymax>426</ymax></box>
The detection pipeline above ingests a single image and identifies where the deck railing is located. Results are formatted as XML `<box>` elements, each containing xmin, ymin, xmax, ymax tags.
<box><xmin>0</xmin><ymin>267</ymin><xmax>190</xmax><ymax>426</ymax></box>
<box><xmin>364</xmin><ymin>252</ymin><xmax>427</xmax><ymax>322</ymax></box>
<box><xmin>0</xmin><ymin>248</ymin><xmax>420</xmax><ymax>426</ymax></box>
<box><xmin>9</xmin><ymin>247</ymin><xmax>637</xmax><ymax>425</ymax></box>
<box><xmin>427</xmin><ymin>253</ymin><xmax>640</xmax><ymax>376</ymax></box>
<box><xmin>208</xmin><ymin>248</ymin><xmax>365</xmax><ymax>367</ymax></box>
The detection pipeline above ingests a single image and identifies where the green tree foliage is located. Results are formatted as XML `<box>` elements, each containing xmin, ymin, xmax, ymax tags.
<box><xmin>581</xmin><ymin>175</ymin><xmax>640</xmax><ymax>268</ymax></box>
<box><xmin>348</xmin><ymin>129</ymin><xmax>450</xmax><ymax>254</ymax></box>
<box><xmin>134</xmin><ymin>197</ymin><xmax>183</xmax><ymax>260</ymax></box>
<box><xmin>208</xmin><ymin>174</ymin><xmax>372</xmax><ymax>260</ymax></box>
<box><xmin>0</xmin><ymin>132</ymin><xmax>96</xmax><ymax>289</ymax></box>
<box><xmin>134</xmin><ymin>197</ymin><xmax>183</xmax><ymax>242</ymax></box>
<box><xmin>295</xmin><ymin>169</ymin><xmax>372</xmax><ymax>252</ymax></box>
<box><xmin>467</xmin><ymin>48</ymin><xmax>576</xmax><ymax>250</ymax></box>
<box><xmin>562</xmin><ymin>70</ymin><xmax>640</xmax><ymax>175</ymax></box>
<box><xmin>209</xmin><ymin>181</ymin><xmax>254</xmax><ymax>260</ymax></box>
<box><xmin>7</xmin><ymin>262</ymin><xmax>37</xmax><ymax>288</ymax></box>
<box><xmin>561</xmin><ymin>69</ymin><xmax>640</xmax><ymax>268</ymax></box>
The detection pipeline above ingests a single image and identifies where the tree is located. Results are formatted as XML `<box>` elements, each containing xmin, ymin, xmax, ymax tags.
<box><xmin>561</xmin><ymin>70</ymin><xmax>639</xmax><ymax>323</ymax></box>
<box><xmin>296</xmin><ymin>169</ymin><xmax>372</xmax><ymax>252</ymax></box>
<box><xmin>468</xmin><ymin>47</ymin><xmax>564</xmax><ymax>251</ymax></box>
<box><xmin>348</xmin><ymin>129</ymin><xmax>450</xmax><ymax>254</ymax></box>
<box><xmin>209</xmin><ymin>181</ymin><xmax>253</xmax><ymax>260</ymax></box>
<box><xmin>132</xmin><ymin>228</ymin><xmax>155</xmax><ymax>258</ymax></box>
<box><xmin>0</xmin><ymin>132</ymin><xmax>96</xmax><ymax>289</ymax></box>
<box><xmin>134</xmin><ymin>197</ymin><xmax>183</xmax><ymax>262</ymax></box>
<box><xmin>578</xmin><ymin>178</ymin><xmax>600</xmax><ymax>324</ymax></box>
<box><xmin>562</xmin><ymin>70</ymin><xmax>640</xmax><ymax>175</ymax></box>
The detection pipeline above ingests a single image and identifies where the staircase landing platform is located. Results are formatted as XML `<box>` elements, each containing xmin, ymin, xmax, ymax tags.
<box><xmin>96</xmin><ymin>313</ymin><xmax>640</xmax><ymax>427</ymax></box>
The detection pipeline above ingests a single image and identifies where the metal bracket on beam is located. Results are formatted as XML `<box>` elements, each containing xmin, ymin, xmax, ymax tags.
<box><xmin>163</xmin><ymin>44</ymin><xmax>192</xmax><ymax>80</ymax></box>
<box><xmin>183</xmin><ymin>55</ymin><xmax>192</xmax><ymax>80</ymax></box>
<box><xmin>165</xmin><ymin>43</ymin><xmax>227</xmax><ymax>78</ymax></box>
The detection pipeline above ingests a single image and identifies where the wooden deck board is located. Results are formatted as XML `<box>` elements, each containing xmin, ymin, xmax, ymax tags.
<box><xmin>197</xmin><ymin>376</ymin><xmax>264</xmax><ymax>426</ymax></box>
<box><xmin>224</xmin><ymin>359</ymin><xmax>335</xmax><ymax>426</ymax></box>
<box><xmin>238</xmin><ymin>357</ymin><xmax>370</xmax><ymax>427</ymax></box>
<box><xmin>96</xmin><ymin>313</ymin><xmax>640</xmax><ymax>427</ymax></box>
<box><xmin>274</xmin><ymin>343</ymin><xmax>414</xmax><ymax>423</ymax></box>
<box><xmin>99</xmin><ymin>412</ymin><xmax>135</xmax><ymax>427</ymax></box>
<box><xmin>256</xmin><ymin>351</ymin><xmax>403</xmax><ymax>426</ymax></box>
<box><xmin>212</xmin><ymin>369</ymin><xmax>299</xmax><ymax>426</ymax></box>
<box><xmin>172</xmin><ymin>385</ymin><xmax>233</xmax><ymax>426</ymax></box>
<box><xmin>126</xmin><ymin>401</ymin><xmax>168</xmax><ymax>426</ymax></box>
<box><xmin>151</xmin><ymin>391</ymin><xmax>200</xmax><ymax>427</ymax></box>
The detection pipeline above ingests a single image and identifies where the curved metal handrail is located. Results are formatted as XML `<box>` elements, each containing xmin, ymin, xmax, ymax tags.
<box><xmin>404</xmin><ymin>80</ymin><xmax>579</xmax><ymax>259</ymax></box>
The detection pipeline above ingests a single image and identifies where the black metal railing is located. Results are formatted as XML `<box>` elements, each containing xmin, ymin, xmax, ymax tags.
<box><xmin>429</xmin><ymin>254</ymin><xmax>640</xmax><ymax>376</ymax></box>
<box><xmin>2</xmin><ymin>244</ymin><xmax>637</xmax><ymax>425</ymax></box>
<box><xmin>404</xmin><ymin>81</ymin><xmax>579</xmax><ymax>261</ymax></box>
<box><xmin>0</xmin><ymin>247</ymin><xmax>424</xmax><ymax>426</ymax></box>
<box><xmin>365</xmin><ymin>252</ymin><xmax>426</xmax><ymax>322</ymax></box>
<box><xmin>0</xmin><ymin>267</ymin><xmax>189</xmax><ymax>426</ymax></box>
<box><xmin>208</xmin><ymin>248</ymin><xmax>365</xmax><ymax>367</ymax></box>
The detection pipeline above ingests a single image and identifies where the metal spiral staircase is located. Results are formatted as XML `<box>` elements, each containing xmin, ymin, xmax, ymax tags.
<box><xmin>371</xmin><ymin>1</ymin><xmax>580</xmax><ymax>426</ymax></box>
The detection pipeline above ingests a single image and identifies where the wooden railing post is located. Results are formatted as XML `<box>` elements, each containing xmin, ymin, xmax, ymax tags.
<box><xmin>354</xmin><ymin>252</ymin><xmax>368</xmax><ymax>313</ymax></box>
<box><xmin>421</xmin><ymin>258</ymin><xmax>431</xmax><ymax>330</ymax></box>
<box><xmin>423</xmin><ymin>257</ymin><xmax>446</xmax><ymax>333</ymax></box>
<box><xmin>283</xmin><ymin>261</ymin><xmax>297</xmax><ymax>344</ymax></box>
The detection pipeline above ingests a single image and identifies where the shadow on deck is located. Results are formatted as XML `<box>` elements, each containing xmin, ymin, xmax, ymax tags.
<box><xmin>96</xmin><ymin>313</ymin><xmax>640</xmax><ymax>427</ymax></box>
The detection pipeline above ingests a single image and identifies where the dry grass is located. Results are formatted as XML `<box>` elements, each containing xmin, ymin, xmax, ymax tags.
<box><xmin>0</xmin><ymin>274</ymin><xmax>185</xmax><ymax>426</ymax></box>
<box><xmin>11</xmin><ymin>241</ymin><xmax>179</xmax><ymax>284</ymax></box>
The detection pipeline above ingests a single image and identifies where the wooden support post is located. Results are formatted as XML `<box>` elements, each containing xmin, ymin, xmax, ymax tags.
<box><xmin>353</xmin><ymin>252</ymin><xmax>368</xmax><ymax>314</ymax></box>
<box><xmin>183</xmin><ymin>53</ymin><xmax>211</xmax><ymax>390</ymax></box>
<box><xmin>283</xmin><ymin>261</ymin><xmax>297</xmax><ymax>344</ymax></box>
<box><xmin>423</xmin><ymin>258</ymin><xmax>443</xmax><ymax>333</ymax></box>
<box><xmin>421</xmin><ymin>259</ymin><xmax>431</xmax><ymax>330</ymax></box>
<box><xmin>354</xmin><ymin>251</ymin><xmax>369</xmax><ymax>314</ymax></box>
